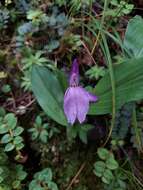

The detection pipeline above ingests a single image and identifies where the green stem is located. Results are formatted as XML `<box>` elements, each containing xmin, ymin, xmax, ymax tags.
<box><xmin>121</xmin><ymin>147</ymin><xmax>143</xmax><ymax>189</ymax></box>
<box><xmin>91</xmin><ymin>0</ymin><xmax>109</xmax><ymax>54</ymax></box>
<box><xmin>81</xmin><ymin>0</ymin><xmax>85</xmax><ymax>37</ymax></box>
<box><xmin>102</xmin><ymin>34</ymin><xmax>116</xmax><ymax>146</ymax></box>
<box><xmin>92</xmin><ymin>0</ymin><xmax>116</xmax><ymax>146</ymax></box>
<box><xmin>101</xmin><ymin>7</ymin><xmax>116</xmax><ymax>145</ymax></box>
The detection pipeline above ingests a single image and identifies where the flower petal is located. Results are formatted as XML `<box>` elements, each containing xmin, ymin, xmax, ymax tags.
<box><xmin>64</xmin><ymin>86</ymin><xmax>98</xmax><ymax>125</ymax></box>
<box><xmin>87</xmin><ymin>92</ymin><xmax>98</xmax><ymax>102</ymax></box>
<box><xmin>75</xmin><ymin>87</ymin><xmax>89</xmax><ymax>123</ymax></box>
<box><xmin>64</xmin><ymin>87</ymin><xmax>77</xmax><ymax>124</ymax></box>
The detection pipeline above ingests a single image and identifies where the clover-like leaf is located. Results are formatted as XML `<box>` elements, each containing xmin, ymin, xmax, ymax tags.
<box><xmin>13</xmin><ymin>136</ymin><xmax>23</xmax><ymax>145</ymax></box>
<box><xmin>4</xmin><ymin>143</ymin><xmax>15</xmax><ymax>152</ymax></box>
<box><xmin>4</xmin><ymin>113</ymin><xmax>17</xmax><ymax>129</ymax></box>
<box><xmin>15</xmin><ymin>143</ymin><xmax>24</xmax><ymax>150</ymax></box>
<box><xmin>13</xmin><ymin>127</ymin><xmax>24</xmax><ymax>136</ymax></box>
<box><xmin>48</xmin><ymin>181</ymin><xmax>58</xmax><ymax>190</ymax></box>
<box><xmin>12</xmin><ymin>180</ymin><xmax>21</xmax><ymax>189</ymax></box>
<box><xmin>102</xmin><ymin>169</ymin><xmax>114</xmax><ymax>184</ymax></box>
<box><xmin>97</xmin><ymin>148</ymin><xmax>110</xmax><ymax>160</ymax></box>
<box><xmin>106</xmin><ymin>157</ymin><xmax>119</xmax><ymax>170</ymax></box>
<box><xmin>1</xmin><ymin>134</ymin><xmax>12</xmax><ymax>144</ymax></box>
<box><xmin>0</xmin><ymin>124</ymin><xmax>8</xmax><ymax>134</ymax></box>
<box><xmin>93</xmin><ymin>161</ymin><xmax>106</xmax><ymax>177</ymax></box>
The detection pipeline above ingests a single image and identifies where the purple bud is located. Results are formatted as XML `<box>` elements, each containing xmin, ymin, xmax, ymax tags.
<box><xmin>69</xmin><ymin>59</ymin><xmax>79</xmax><ymax>86</ymax></box>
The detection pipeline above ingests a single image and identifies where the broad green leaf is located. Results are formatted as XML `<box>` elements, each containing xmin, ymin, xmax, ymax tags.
<box><xmin>97</xmin><ymin>148</ymin><xmax>110</xmax><ymax>160</ymax></box>
<box><xmin>104</xmin><ymin>169</ymin><xmax>114</xmax><ymax>180</ymax></box>
<box><xmin>48</xmin><ymin>181</ymin><xmax>58</xmax><ymax>190</ymax></box>
<box><xmin>1</xmin><ymin>134</ymin><xmax>12</xmax><ymax>144</ymax></box>
<box><xmin>31</xmin><ymin>65</ymin><xmax>68</xmax><ymax>126</ymax></box>
<box><xmin>55</xmin><ymin>69</ymin><xmax>68</xmax><ymax>92</ymax></box>
<box><xmin>37</xmin><ymin>168</ymin><xmax>52</xmax><ymax>181</ymax></box>
<box><xmin>67</xmin><ymin>125</ymin><xmax>78</xmax><ymax>139</ymax></box>
<box><xmin>81</xmin><ymin>124</ymin><xmax>94</xmax><ymax>131</ymax></box>
<box><xmin>118</xmin><ymin>179</ymin><xmax>126</xmax><ymax>189</ymax></box>
<box><xmin>15</xmin><ymin>143</ymin><xmax>24</xmax><ymax>150</ymax></box>
<box><xmin>16</xmin><ymin>165</ymin><xmax>27</xmax><ymax>180</ymax></box>
<box><xmin>12</xmin><ymin>180</ymin><xmax>21</xmax><ymax>189</ymax></box>
<box><xmin>124</xmin><ymin>16</ymin><xmax>143</xmax><ymax>58</ymax></box>
<box><xmin>39</xmin><ymin>130</ymin><xmax>48</xmax><ymax>143</ymax></box>
<box><xmin>13</xmin><ymin>136</ymin><xmax>23</xmax><ymax>145</ymax></box>
<box><xmin>18</xmin><ymin>171</ymin><xmax>27</xmax><ymax>180</ymax></box>
<box><xmin>29</xmin><ymin>129</ymin><xmax>39</xmax><ymax>140</ymax></box>
<box><xmin>29</xmin><ymin>180</ymin><xmax>43</xmax><ymax>190</ymax></box>
<box><xmin>106</xmin><ymin>157</ymin><xmax>119</xmax><ymax>170</ymax></box>
<box><xmin>89</xmin><ymin>57</ymin><xmax>143</xmax><ymax>115</ymax></box>
<box><xmin>102</xmin><ymin>169</ymin><xmax>114</xmax><ymax>184</ymax></box>
<box><xmin>79</xmin><ymin>130</ymin><xmax>87</xmax><ymax>144</ymax></box>
<box><xmin>35</xmin><ymin>116</ymin><xmax>42</xmax><ymax>126</ymax></box>
<box><xmin>102</xmin><ymin>176</ymin><xmax>110</xmax><ymax>184</ymax></box>
<box><xmin>93</xmin><ymin>161</ymin><xmax>106</xmax><ymax>177</ymax></box>
<box><xmin>13</xmin><ymin>127</ymin><xmax>24</xmax><ymax>136</ymax></box>
<box><xmin>4</xmin><ymin>113</ymin><xmax>17</xmax><ymax>129</ymax></box>
<box><xmin>0</xmin><ymin>124</ymin><xmax>8</xmax><ymax>134</ymax></box>
<box><xmin>117</xmin><ymin>170</ymin><xmax>127</xmax><ymax>180</ymax></box>
<box><xmin>4</xmin><ymin>143</ymin><xmax>15</xmax><ymax>152</ymax></box>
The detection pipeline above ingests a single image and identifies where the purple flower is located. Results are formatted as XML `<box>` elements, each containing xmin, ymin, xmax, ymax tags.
<box><xmin>64</xmin><ymin>59</ymin><xmax>98</xmax><ymax>125</ymax></box>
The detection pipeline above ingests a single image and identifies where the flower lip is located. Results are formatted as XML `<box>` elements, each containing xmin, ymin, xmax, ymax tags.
<box><xmin>64</xmin><ymin>86</ymin><xmax>98</xmax><ymax>125</ymax></box>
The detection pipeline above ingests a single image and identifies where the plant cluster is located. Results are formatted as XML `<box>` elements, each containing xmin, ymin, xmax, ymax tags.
<box><xmin>0</xmin><ymin>112</ymin><xmax>24</xmax><ymax>160</ymax></box>
<box><xmin>29</xmin><ymin>115</ymin><xmax>60</xmax><ymax>144</ymax></box>
<box><xmin>94</xmin><ymin>148</ymin><xmax>127</xmax><ymax>190</ymax></box>
<box><xmin>1</xmin><ymin>0</ymin><xmax>143</xmax><ymax>189</ymax></box>
<box><xmin>29</xmin><ymin>168</ymin><xmax>58</xmax><ymax>190</ymax></box>
<box><xmin>0</xmin><ymin>149</ymin><xmax>27</xmax><ymax>189</ymax></box>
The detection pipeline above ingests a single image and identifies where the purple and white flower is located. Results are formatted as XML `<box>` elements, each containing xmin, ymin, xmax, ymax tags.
<box><xmin>64</xmin><ymin>59</ymin><xmax>98</xmax><ymax>125</ymax></box>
